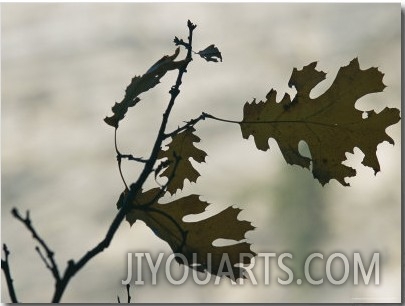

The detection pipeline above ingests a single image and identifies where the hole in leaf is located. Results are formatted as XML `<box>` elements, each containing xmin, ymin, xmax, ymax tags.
<box><xmin>212</xmin><ymin>238</ymin><xmax>241</xmax><ymax>247</ymax></box>
<box><xmin>298</xmin><ymin>140</ymin><xmax>312</xmax><ymax>159</ymax></box>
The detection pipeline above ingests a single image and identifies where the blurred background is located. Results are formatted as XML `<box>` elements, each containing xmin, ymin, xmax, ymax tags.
<box><xmin>1</xmin><ymin>3</ymin><xmax>401</xmax><ymax>303</ymax></box>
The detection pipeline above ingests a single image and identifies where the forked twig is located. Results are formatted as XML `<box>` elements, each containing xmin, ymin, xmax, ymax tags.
<box><xmin>11</xmin><ymin>208</ymin><xmax>61</xmax><ymax>282</ymax></box>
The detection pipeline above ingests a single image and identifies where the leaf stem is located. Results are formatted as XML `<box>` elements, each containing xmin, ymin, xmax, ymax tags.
<box><xmin>203</xmin><ymin>112</ymin><xmax>241</xmax><ymax>124</ymax></box>
<box><xmin>188</xmin><ymin>112</ymin><xmax>347</xmax><ymax>129</ymax></box>
<box><xmin>164</xmin><ymin>113</ymin><xmax>207</xmax><ymax>138</ymax></box>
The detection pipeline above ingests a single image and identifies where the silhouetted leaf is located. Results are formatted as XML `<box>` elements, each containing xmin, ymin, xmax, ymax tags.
<box><xmin>119</xmin><ymin>188</ymin><xmax>255</xmax><ymax>280</ymax></box>
<box><xmin>104</xmin><ymin>47</ymin><xmax>186</xmax><ymax>128</ymax></box>
<box><xmin>240</xmin><ymin>58</ymin><xmax>400</xmax><ymax>185</ymax></box>
<box><xmin>197</xmin><ymin>44</ymin><xmax>222</xmax><ymax>62</ymax></box>
<box><xmin>158</xmin><ymin>127</ymin><xmax>207</xmax><ymax>194</ymax></box>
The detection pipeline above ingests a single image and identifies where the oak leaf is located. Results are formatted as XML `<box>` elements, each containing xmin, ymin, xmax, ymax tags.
<box><xmin>158</xmin><ymin>127</ymin><xmax>207</xmax><ymax>194</ymax></box>
<box><xmin>240</xmin><ymin>58</ymin><xmax>400</xmax><ymax>185</ymax></box>
<box><xmin>104</xmin><ymin>47</ymin><xmax>186</xmax><ymax>128</ymax></box>
<box><xmin>118</xmin><ymin>188</ymin><xmax>255</xmax><ymax>280</ymax></box>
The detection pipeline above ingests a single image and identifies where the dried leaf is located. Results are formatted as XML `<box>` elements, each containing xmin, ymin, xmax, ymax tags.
<box><xmin>104</xmin><ymin>47</ymin><xmax>185</xmax><ymax>128</ymax></box>
<box><xmin>158</xmin><ymin>127</ymin><xmax>207</xmax><ymax>194</ymax></box>
<box><xmin>240</xmin><ymin>58</ymin><xmax>400</xmax><ymax>185</ymax></box>
<box><xmin>120</xmin><ymin>188</ymin><xmax>255</xmax><ymax>280</ymax></box>
<box><xmin>197</xmin><ymin>44</ymin><xmax>222</xmax><ymax>62</ymax></box>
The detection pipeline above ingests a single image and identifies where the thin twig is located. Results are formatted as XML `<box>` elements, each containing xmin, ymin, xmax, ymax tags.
<box><xmin>164</xmin><ymin>112</ymin><xmax>207</xmax><ymax>138</ymax></box>
<box><xmin>115</xmin><ymin>128</ymin><xmax>129</xmax><ymax>190</ymax></box>
<box><xmin>117</xmin><ymin>284</ymin><xmax>131</xmax><ymax>303</ymax></box>
<box><xmin>35</xmin><ymin>246</ymin><xmax>52</xmax><ymax>271</ymax></box>
<box><xmin>173</xmin><ymin>36</ymin><xmax>190</xmax><ymax>49</ymax></box>
<box><xmin>1</xmin><ymin>244</ymin><xmax>19</xmax><ymax>303</ymax></box>
<box><xmin>51</xmin><ymin>206</ymin><xmax>127</xmax><ymax>302</ymax></box>
<box><xmin>120</xmin><ymin>154</ymin><xmax>148</xmax><ymax>163</ymax></box>
<box><xmin>126</xmin><ymin>284</ymin><xmax>131</xmax><ymax>303</ymax></box>
<box><xmin>163</xmin><ymin>110</ymin><xmax>242</xmax><ymax>139</ymax></box>
<box><xmin>148</xmin><ymin>153</ymin><xmax>182</xmax><ymax>207</ymax></box>
<box><xmin>11</xmin><ymin>208</ymin><xmax>61</xmax><ymax>282</ymax></box>
<box><xmin>114</xmin><ymin>129</ymin><xmax>148</xmax><ymax>163</ymax></box>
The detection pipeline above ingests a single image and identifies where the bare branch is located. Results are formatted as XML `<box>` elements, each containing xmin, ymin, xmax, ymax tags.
<box><xmin>148</xmin><ymin>153</ymin><xmax>182</xmax><ymax>207</ymax></box>
<box><xmin>7</xmin><ymin>20</ymin><xmax>197</xmax><ymax>303</ymax></box>
<box><xmin>126</xmin><ymin>284</ymin><xmax>131</xmax><ymax>303</ymax></box>
<box><xmin>1</xmin><ymin>244</ymin><xmax>19</xmax><ymax>303</ymax></box>
<box><xmin>164</xmin><ymin>112</ymin><xmax>207</xmax><ymax>139</ymax></box>
<box><xmin>51</xmin><ymin>206</ymin><xmax>127</xmax><ymax>302</ymax></box>
<box><xmin>120</xmin><ymin>154</ymin><xmax>148</xmax><ymax>163</ymax></box>
<box><xmin>51</xmin><ymin>20</ymin><xmax>197</xmax><ymax>303</ymax></box>
<box><xmin>115</xmin><ymin>128</ymin><xmax>129</xmax><ymax>190</ymax></box>
<box><xmin>117</xmin><ymin>284</ymin><xmax>132</xmax><ymax>303</ymax></box>
<box><xmin>11</xmin><ymin>208</ymin><xmax>61</xmax><ymax>282</ymax></box>
<box><xmin>164</xmin><ymin>111</ymin><xmax>241</xmax><ymax>139</ymax></box>
<box><xmin>35</xmin><ymin>246</ymin><xmax>53</xmax><ymax>271</ymax></box>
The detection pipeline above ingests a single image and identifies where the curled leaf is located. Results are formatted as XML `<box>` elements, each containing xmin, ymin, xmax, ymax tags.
<box><xmin>104</xmin><ymin>47</ymin><xmax>186</xmax><ymax>128</ymax></box>
<box><xmin>197</xmin><ymin>44</ymin><xmax>222</xmax><ymax>62</ymax></box>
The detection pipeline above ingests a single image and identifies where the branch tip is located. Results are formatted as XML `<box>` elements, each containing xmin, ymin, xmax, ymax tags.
<box><xmin>187</xmin><ymin>20</ymin><xmax>197</xmax><ymax>30</ymax></box>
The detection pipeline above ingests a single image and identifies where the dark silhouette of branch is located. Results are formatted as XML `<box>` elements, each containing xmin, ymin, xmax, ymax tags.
<box><xmin>164</xmin><ymin>111</ymin><xmax>240</xmax><ymax>139</ymax></box>
<box><xmin>115</xmin><ymin>127</ymin><xmax>129</xmax><ymax>190</ymax></box>
<box><xmin>120</xmin><ymin>154</ymin><xmax>148</xmax><ymax>163</ymax></box>
<box><xmin>35</xmin><ymin>246</ymin><xmax>53</xmax><ymax>271</ymax></box>
<box><xmin>203</xmin><ymin>112</ymin><xmax>241</xmax><ymax>124</ymax></box>
<box><xmin>3</xmin><ymin>20</ymin><xmax>197</xmax><ymax>303</ymax></box>
<box><xmin>11</xmin><ymin>208</ymin><xmax>61</xmax><ymax>282</ymax></box>
<box><xmin>126</xmin><ymin>284</ymin><xmax>131</xmax><ymax>303</ymax></box>
<box><xmin>53</xmin><ymin>20</ymin><xmax>195</xmax><ymax>303</ymax></box>
<box><xmin>50</xmin><ymin>205</ymin><xmax>127</xmax><ymax>302</ymax></box>
<box><xmin>150</xmin><ymin>152</ymin><xmax>182</xmax><ymax>205</ymax></box>
<box><xmin>1</xmin><ymin>244</ymin><xmax>19</xmax><ymax>303</ymax></box>
<box><xmin>114</xmin><ymin>128</ymin><xmax>149</xmax><ymax>190</ymax></box>
<box><xmin>164</xmin><ymin>112</ymin><xmax>207</xmax><ymax>138</ymax></box>
<box><xmin>117</xmin><ymin>284</ymin><xmax>131</xmax><ymax>303</ymax></box>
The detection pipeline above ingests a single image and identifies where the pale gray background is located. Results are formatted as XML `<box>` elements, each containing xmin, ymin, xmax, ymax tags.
<box><xmin>1</xmin><ymin>3</ymin><xmax>401</xmax><ymax>303</ymax></box>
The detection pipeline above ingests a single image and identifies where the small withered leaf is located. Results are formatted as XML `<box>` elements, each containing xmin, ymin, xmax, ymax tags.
<box><xmin>197</xmin><ymin>44</ymin><xmax>223</xmax><ymax>63</ymax></box>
